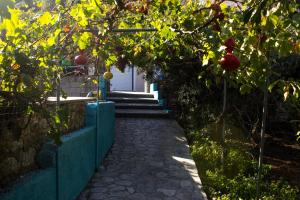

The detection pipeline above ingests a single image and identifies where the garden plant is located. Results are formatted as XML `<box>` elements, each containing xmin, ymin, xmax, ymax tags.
<box><xmin>0</xmin><ymin>0</ymin><xmax>300</xmax><ymax>199</ymax></box>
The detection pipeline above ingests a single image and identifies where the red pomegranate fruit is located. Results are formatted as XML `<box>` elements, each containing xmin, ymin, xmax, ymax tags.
<box><xmin>224</xmin><ymin>38</ymin><xmax>235</xmax><ymax>48</ymax></box>
<box><xmin>225</xmin><ymin>46</ymin><xmax>234</xmax><ymax>53</ymax></box>
<box><xmin>74</xmin><ymin>52</ymin><xmax>88</xmax><ymax>65</ymax></box>
<box><xmin>220</xmin><ymin>53</ymin><xmax>240</xmax><ymax>71</ymax></box>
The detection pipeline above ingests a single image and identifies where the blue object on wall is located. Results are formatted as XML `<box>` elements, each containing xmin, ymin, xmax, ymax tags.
<box><xmin>99</xmin><ymin>76</ymin><xmax>107</xmax><ymax>100</ymax></box>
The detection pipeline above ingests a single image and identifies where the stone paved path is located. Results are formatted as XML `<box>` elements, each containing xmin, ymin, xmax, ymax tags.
<box><xmin>77</xmin><ymin>118</ymin><xmax>207</xmax><ymax>200</ymax></box>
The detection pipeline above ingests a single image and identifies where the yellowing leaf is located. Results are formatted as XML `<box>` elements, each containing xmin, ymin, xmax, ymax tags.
<box><xmin>71</xmin><ymin>6</ymin><xmax>88</xmax><ymax>27</ymax></box>
<box><xmin>9</xmin><ymin>9</ymin><xmax>26</xmax><ymax>29</ymax></box>
<box><xmin>1</xmin><ymin>19</ymin><xmax>15</xmax><ymax>36</ymax></box>
<box><xmin>92</xmin><ymin>48</ymin><xmax>98</xmax><ymax>56</ymax></box>
<box><xmin>134</xmin><ymin>46</ymin><xmax>142</xmax><ymax>56</ymax></box>
<box><xmin>220</xmin><ymin>3</ymin><xmax>227</xmax><ymax>11</ymax></box>
<box><xmin>203</xmin><ymin>54</ymin><xmax>209</xmax><ymax>66</ymax></box>
<box><xmin>136</xmin><ymin>23</ymin><xmax>142</xmax><ymax>28</ymax></box>
<box><xmin>261</xmin><ymin>16</ymin><xmax>267</xmax><ymax>26</ymax></box>
<box><xmin>78</xmin><ymin>32</ymin><xmax>91</xmax><ymax>49</ymax></box>
<box><xmin>47</xmin><ymin>36</ymin><xmax>56</xmax><ymax>46</ymax></box>
<box><xmin>268</xmin><ymin>14</ymin><xmax>278</xmax><ymax>27</ymax></box>
<box><xmin>37</xmin><ymin>2</ymin><xmax>44</xmax><ymax>8</ymax></box>
<box><xmin>119</xmin><ymin>21</ymin><xmax>129</xmax><ymax>29</ymax></box>
<box><xmin>70</xmin><ymin>7</ymin><xmax>78</xmax><ymax>18</ymax></box>
<box><xmin>0</xmin><ymin>54</ymin><xmax>4</xmax><ymax>63</ymax></box>
<box><xmin>208</xmin><ymin>50</ymin><xmax>215</xmax><ymax>59</ymax></box>
<box><xmin>203</xmin><ymin>51</ymin><xmax>215</xmax><ymax>66</ymax></box>
<box><xmin>92</xmin><ymin>79</ymin><xmax>98</xmax><ymax>85</ymax></box>
<box><xmin>38</xmin><ymin>12</ymin><xmax>52</xmax><ymax>26</ymax></box>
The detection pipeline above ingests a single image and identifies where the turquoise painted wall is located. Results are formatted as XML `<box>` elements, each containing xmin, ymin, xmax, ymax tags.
<box><xmin>150</xmin><ymin>83</ymin><xmax>166</xmax><ymax>106</ymax></box>
<box><xmin>150</xmin><ymin>83</ymin><xmax>158</xmax><ymax>92</ymax></box>
<box><xmin>1</xmin><ymin>169</ymin><xmax>57</xmax><ymax>200</ymax></box>
<box><xmin>85</xmin><ymin>101</ymin><xmax>115</xmax><ymax>167</ymax></box>
<box><xmin>0</xmin><ymin>101</ymin><xmax>115</xmax><ymax>200</ymax></box>
<box><xmin>98</xmin><ymin>102</ymin><xmax>115</xmax><ymax>162</ymax></box>
<box><xmin>57</xmin><ymin>127</ymin><xmax>96</xmax><ymax>200</ymax></box>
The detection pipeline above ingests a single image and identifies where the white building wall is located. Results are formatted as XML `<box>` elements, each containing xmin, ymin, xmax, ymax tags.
<box><xmin>110</xmin><ymin>65</ymin><xmax>133</xmax><ymax>91</ymax></box>
<box><xmin>60</xmin><ymin>76</ymin><xmax>97</xmax><ymax>96</ymax></box>
<box><xmin>134</xmin><ymin>67</ymin><xmax>145</xmax><ymax>92</ymax></box>
<box><xmin>110</xmin><ymin>66</ymin><xmax>145</xmax><ymax>92</ymax></box>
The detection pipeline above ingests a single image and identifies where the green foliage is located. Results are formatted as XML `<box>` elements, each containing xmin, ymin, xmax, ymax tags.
<box><xmin>189</xmin><ymin>131</ymin><xmax>299</xmax><ymax>199</ymax></box>
<box><xmin>206</xmin><ymin>171</ymin><xmax>298</xmax><ymax>200</ymax></box>
<box><xmin>0</xmin><ymin>0</ymin><xmax>299</xmax><ymax>141</ymax></box>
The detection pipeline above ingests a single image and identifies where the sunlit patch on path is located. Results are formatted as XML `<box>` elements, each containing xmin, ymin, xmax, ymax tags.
<box><xmin>77</xmin><ymin>118</ymin><xmax>207</xmax><ymax>200</ymax></box>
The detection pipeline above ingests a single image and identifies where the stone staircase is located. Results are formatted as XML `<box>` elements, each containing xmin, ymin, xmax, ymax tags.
<box><xmin>107</xmin><ymin>91</ymin><xmax>170</xmax><ymax>118</ymax></box>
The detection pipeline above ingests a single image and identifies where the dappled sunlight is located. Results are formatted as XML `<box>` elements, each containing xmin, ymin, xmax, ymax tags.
<box><xmin>172</xmin><ymin>155</ymin><xmax>198</xmax><ymax>167</ymax></box>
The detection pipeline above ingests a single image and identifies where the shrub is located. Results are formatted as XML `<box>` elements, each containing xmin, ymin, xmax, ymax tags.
<box><xmin>189</xmin><ymin>131</ymin><xmax>299</xmax><ymax>199</ymax></box>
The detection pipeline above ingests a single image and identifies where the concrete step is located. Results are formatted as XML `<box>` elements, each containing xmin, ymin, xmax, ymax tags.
<box><xmin>115</xmin><ymin>103</ymin><xmax>163</xmax><ymax>110</ymax></box>
<box><xmin>108</xmin><ymin>91</ymin><xmax>154</xmax><ymax>98</ymax></box>
<box><xmin>107</xmin><ymin>97</ymin><xmax>158</xmax><ymax>104</ymax></box>
<box><xmin>116</xmin><ymin>109</ymin><xmax>170</xmax><ymax>118</ymax></box>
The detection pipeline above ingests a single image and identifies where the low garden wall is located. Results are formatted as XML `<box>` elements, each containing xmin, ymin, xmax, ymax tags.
<box><xmin>0</xmin><ymin>101</ymin><xmax>115</xmax><ymax>200</ymax></box>
<box><xmin>0</xmin><ymin>100</ymin><xmax>87</xmax><ymax>191</ymax></box>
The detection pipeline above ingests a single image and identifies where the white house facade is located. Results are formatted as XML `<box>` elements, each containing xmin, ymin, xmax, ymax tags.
<box><xmin>110</xmin><ymin>65</ymin><xmax>145</xmax><ymax>92</ymax></box>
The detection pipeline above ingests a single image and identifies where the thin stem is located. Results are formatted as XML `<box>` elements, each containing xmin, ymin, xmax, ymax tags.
<box><xmin>221</xmin><ymin>78</ymin><xmax>227</xmax><ymax>166</ymax></box>
<box><xmin>256</xmin><ymin>78</ymin><xmax>269</xmax><ymax>200</ymax></box>
<box><xmin>56</xmin><ymin>73</ymin><xmax>61</xmax><ymax>108</ymax></box>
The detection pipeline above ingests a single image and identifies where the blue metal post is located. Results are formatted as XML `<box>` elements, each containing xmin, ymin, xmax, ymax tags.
<box><xmin>99</xmin><ymin>76</ymin><xmax>107</xmax><ymax>101</ymax></box>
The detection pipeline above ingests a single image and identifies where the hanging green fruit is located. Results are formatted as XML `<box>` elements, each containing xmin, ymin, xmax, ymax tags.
<box><xmin>103</xmin><ymin>71</ymin><xmax>113</xmax><ymax>80</ymax></box>
<box><xmin>61</xmin><ymin>58</ymin><xmax>71</xmax><ymax>66</ymax></box>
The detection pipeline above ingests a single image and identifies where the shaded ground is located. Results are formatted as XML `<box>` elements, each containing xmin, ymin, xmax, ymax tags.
<box><xmin>77</xmin><ymin>118</ymin><xmax>207</xmax><ymax>200</ymax></box>
<box><xmin>263</xmin><ymin>133</ymin><xmax>300</xmax><ymax>188</ymax></box>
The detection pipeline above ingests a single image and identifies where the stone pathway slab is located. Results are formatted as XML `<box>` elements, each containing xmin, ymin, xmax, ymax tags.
<box><xmin>77</xmin><ymin>118</ymin><xmax>207</xmax><ymax>200</ymax></box>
